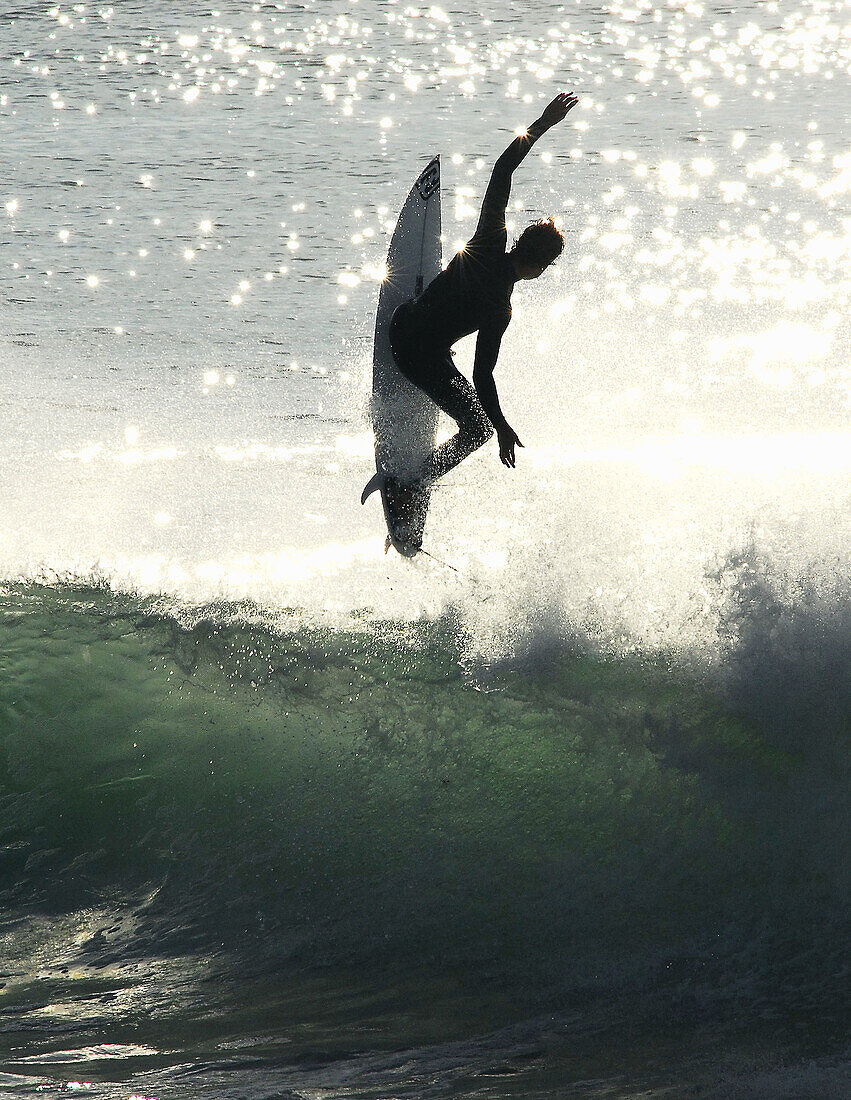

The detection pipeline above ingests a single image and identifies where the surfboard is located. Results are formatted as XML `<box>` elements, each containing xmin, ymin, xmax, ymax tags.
<box><xmin>363</xmin><ymin>156</ymin><xmax>441</xmax><ymax>557</ymax></box>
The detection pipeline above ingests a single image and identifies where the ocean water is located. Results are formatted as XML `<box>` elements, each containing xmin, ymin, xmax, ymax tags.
<box><xmin>1</xmin><ymin>0</ymin><xmax>850</xmax><ymax>1096</ymax></box>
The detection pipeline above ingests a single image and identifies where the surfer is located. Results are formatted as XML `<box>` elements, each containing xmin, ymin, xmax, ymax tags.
<box><xmin>389</xmin><ymin>91</ymin><xmax>579</xmax><ymax>488</ymax></box>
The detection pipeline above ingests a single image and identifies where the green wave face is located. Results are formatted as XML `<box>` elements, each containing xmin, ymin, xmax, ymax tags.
<box><xmin>0</xmin><ymin>583</ymin><xmax>845</xmax><ymax>1023</ymax></box>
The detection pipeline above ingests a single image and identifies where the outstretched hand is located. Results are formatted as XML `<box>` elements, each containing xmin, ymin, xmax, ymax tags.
<box><xmin>538</xmin><ymin>91</ymin><xmax>580</xmax><ymax>130</ymax></box>
<box><xmin>497</xmin><ymin>423</ymin><xmax>524</xmax><ymax>468</ymax></box>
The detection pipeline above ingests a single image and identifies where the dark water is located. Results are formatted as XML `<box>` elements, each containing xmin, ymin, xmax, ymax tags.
<box><xmin>1</xmin><ymin>564</ymin><xmax>848</xmax><ymax>1096</ymax></box>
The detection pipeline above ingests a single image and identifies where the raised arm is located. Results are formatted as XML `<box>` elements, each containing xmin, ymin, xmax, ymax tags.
<box><xmin>474</xmin><ymin>92</ymin><xmax>579</xmax><ymax>242</ymax></box>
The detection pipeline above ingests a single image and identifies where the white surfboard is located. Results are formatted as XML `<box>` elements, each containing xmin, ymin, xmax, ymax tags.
<box><xmin>363</xmin><ymin>156</ymin><xmax>442</xmax><ymax>556</ymax></box>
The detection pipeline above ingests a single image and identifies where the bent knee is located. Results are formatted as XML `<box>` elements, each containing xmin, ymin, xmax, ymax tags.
<box><xmin>467</xmin><ymin>416</ymin><xmax>494</xmax><ymax>449</ymax></box>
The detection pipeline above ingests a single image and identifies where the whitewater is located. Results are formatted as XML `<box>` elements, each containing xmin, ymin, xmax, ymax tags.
<box><xmin>1</xmin><ymin>0</ymin><xmax>849</xmax><ymax>1096</ymax></box>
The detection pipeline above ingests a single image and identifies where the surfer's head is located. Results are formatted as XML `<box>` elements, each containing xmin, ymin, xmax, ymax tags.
<box><xmin>509</xmin><ymin>219</ymin><xmax>565</xmax><ymax>280</ymax></box>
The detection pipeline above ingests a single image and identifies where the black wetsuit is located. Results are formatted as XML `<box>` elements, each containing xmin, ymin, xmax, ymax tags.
<box><xmin>389</xmin><ymin>127</ymin><xmax>544</xmax><ymax>483</ymax></box>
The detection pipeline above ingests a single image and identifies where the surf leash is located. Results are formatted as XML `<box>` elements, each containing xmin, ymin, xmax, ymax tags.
<box><xmin>419</xmin><ymin>547</ymin><xmax>461</xmax><ymax>574</ymax></box>
<box><xmin>419</xmin><ymin>545</ymin><xmax>503</xmax><ymax>604</ymax></box>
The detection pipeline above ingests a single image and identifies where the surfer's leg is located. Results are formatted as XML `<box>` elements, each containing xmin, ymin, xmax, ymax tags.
<box><xmin>410</xmin><ymin>354</ymin><xmax>494</xmax><ymax>482</ymax></box>
<box><xmin>389</xmin><ymin>310</ymin><xmax>493</xmax><ymax>482</ymax></box>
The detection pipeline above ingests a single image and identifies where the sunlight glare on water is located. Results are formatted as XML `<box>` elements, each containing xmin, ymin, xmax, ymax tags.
<box><xmin>0</xmin><ymin>0</ymin><xmax>849</xmax><ymax>644</ymax></box>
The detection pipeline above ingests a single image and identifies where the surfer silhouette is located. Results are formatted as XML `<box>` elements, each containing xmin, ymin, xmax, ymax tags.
<box><xmin>375</xmin><ymin>92</ymin><xmax>578</xmax><ymax>508</ymax></box>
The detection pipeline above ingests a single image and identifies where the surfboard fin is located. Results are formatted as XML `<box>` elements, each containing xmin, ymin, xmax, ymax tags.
<box><xmin>361</xmin><ymin>471</ymin><xmax>385</xmax><ymax>505</ymax></box>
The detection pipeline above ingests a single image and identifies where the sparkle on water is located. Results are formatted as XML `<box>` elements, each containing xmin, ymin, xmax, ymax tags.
<box><xmin>0</xmin><ymin>0</ymin><xmax>849</xmax><ymax>634</ymax></box>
